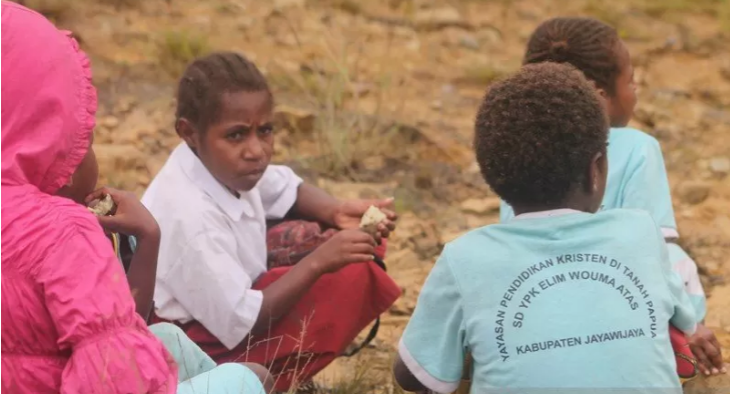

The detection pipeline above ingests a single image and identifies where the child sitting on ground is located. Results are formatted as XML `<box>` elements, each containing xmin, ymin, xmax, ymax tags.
<box><xmin>394</xmin><ymin>62</ymin><xmax>696</xmax><ymax>393</ymax></box>
<box><xmin>1</xmin><ymin>3</ymin><xmax>268</xmax><ymax>392</ymax></box>
<box><xmin>498</xmin><ymin>17</ymin><xmax>724</xmax><ymax>377</ymax></box>
<box><xmin>142</xmin><ymin>51</ymin><xmax>401</xmax><ymax>392</ymax></box>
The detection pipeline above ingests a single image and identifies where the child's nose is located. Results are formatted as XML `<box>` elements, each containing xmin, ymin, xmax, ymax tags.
<box><xmin>243</xmin><ymin>134</ymin><xmax>265</xmax><ymax>160</ymax></box>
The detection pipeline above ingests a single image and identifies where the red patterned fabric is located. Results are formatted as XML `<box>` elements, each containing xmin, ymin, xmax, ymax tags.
<box><xmin>266</xmin><ymin>220</ymin><xmax>339</xmax><ymax>268</ymax></box>
<box><xmin>670</xmin><ymin>325</ymin><xmax>698</xmax><ymax>382</ymax></box>
<box><xmin>154</xmin><ymin>221</ymin><xmax>400</xmax><ymax>391</ymax></box>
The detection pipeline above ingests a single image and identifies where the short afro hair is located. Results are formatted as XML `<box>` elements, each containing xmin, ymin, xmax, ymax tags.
<box><xmin>524</xmin><ymin>17</ymin><xmax>621</xmax><ymax>95</ymax></box>
<box><xmin>176</xmin><ymin>51</ymin><xmax>271</xmax><ymax>132</ymax></box>
<box><xmin>474</xmin><ymin>62</ymin><xmax>609</xmax><ymax>208</ymax></box>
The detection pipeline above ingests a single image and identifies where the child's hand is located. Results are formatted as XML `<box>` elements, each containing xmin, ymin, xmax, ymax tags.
<box><xmin>85</xmin><ymin>187</ymin><xmax>160</xmax><ymax>240</ymax></box>
<box><xmin>332</xmin><ymin>198</ymin><xmax>397</xmax><ymax>239</ymax></box>
<box><xmin>689</xmin><ymin>324</ymin><xmax>726</xmax><ymax>375</ymax></box>
<box><xmin>305</xmin><ymin>229</ymin><xmax>376</xmax><ymax>275</ymax></box>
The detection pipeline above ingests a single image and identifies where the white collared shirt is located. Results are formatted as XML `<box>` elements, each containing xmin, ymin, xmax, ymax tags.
<box><xmin>142</xmin><ymin>143</ymin><xmax>303</xmax><ymax>349</ymax></box>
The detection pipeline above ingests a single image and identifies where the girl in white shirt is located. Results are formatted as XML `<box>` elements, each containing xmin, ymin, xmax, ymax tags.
<box><xmin>143</xmin><ymin>51</ymin><xmax>401</xmax><ymax>392</ymax></box>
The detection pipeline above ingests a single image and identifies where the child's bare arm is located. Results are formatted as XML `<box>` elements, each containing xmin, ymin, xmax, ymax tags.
<box><xmin>292</xmin><ymin>184</ymin><xmax>397</xmax><ymax>238</ymax></box>
<box><xmin>87</xmin><ymin>187</ymin><xmax>160</xmax><ymax>320</ymax></box>
<box><xmin>290</xmin><ymin>183</ymin><xmax>340</xmax><ymax>226</ymax></box>
<box><xmin>125</xmin><ymin>230</ymin><xmax>160</xmax><ymax>320</ymax></box>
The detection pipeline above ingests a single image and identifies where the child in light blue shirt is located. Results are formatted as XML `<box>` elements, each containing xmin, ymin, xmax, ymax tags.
<box><xmin>498</xmin><ymin>17</ymin><xmax>722</xmax><ymax>375</ymax></box>
<box><xmin>500</xmin><ymin>128</ymin><xmax>706</xmax><ymax>321</ymax></box>
<box><xmin>394</xmin><ymin>63</ymin><xmax>696</xmax><ymax>393</ymax></box>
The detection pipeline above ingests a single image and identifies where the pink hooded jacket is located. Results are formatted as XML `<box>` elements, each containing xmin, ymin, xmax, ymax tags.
<box><xmin>1</xmin><ymin>2</ymin><xmax>177</xmax><ymax>392</ymax></box>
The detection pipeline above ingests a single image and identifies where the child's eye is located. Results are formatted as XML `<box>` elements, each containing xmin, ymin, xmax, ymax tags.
<box><xmin>226</xmin><ymin>131</ymin><xmax>245</xmax><ymax>141</ymax></box>
<box><xmin>258</xmin><ymin>125</ymin><xmax>274</xmax><ymax>135</ymax></box>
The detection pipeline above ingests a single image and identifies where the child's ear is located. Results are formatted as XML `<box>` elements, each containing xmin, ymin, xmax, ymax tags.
<box><xmin>587</xmin><ymin>151</ymin><xmax>607</xmax><ymax>194</ymax></box>
<box><xmin>176</xmin><ymin>118</ymin><xmax>199</xmax><ymax>150</ymax></box>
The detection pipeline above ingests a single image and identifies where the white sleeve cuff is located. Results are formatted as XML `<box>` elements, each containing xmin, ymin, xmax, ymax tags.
<box><xmin>397</xmin><ymin>339</ymin><xmax>460</xmax><ymax>394</ymax></box>
<box><xmin>662</xmin><ymin>227</ymin><xmax>679</xmax><ymax>240</ymax></box>
<box><xmin>218</xmin><ymin>289</ymin><xmax>264</xmax><ymax>350</ymax></box>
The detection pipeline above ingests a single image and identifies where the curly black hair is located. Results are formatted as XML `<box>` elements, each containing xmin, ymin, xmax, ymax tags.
<box><xmin>524</xmin><ymin>17</ymin><xmax>621</xmax><ymax>95</ymax></box>
<box><xmin>474</xmin><ymin>62</ymin><xmax>609</xmax><ymax>208</ymax></box>
<box><xmin>176</xmin><ymin>51</ymin><xmax>270</xmax><ymax>132</ymax></box>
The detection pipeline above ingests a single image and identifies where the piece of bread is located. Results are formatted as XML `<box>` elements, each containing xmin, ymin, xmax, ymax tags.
<box><xmin>87</xmin><ymin>194</ymin><xmax>116</xmax><ymax>216</ymax></box>
<box><xmin>359</xmin><ymin>205</ymin><xmax>387</xmax><ymax>235</ymax></box>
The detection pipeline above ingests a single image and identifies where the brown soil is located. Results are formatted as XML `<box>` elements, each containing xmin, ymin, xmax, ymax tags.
<box><xmin>29</xmin><ymin>0</ymin><xmax>730</xmax><ymax>391</ymax></box>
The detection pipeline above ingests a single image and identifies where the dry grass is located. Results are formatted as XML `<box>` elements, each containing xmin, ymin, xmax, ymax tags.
<box><xmin>267</xmin><ymin>31</ymin><xmax>399</xmax><ymax>179</ymax></box>
<box><xmin>583</xmin><ymin>0</ymin><xmax>625</xmax><ymax>30</ymax></box>
<box><xmin>638</xmin><ymin>0</ymin><xmax>730</xmax><ymax>29</ymax></box>
<box><xmin>20</xmin><ymin>0</ymin><xmax>71</xmax><ymax>22</ymax></box>
<box><xmin>157</xmin><ymin>30</ymin><xmax>211</xmax><ymax>78</ymax></box>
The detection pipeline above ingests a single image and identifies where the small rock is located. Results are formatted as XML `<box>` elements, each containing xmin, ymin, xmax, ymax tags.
<box><xmin>274</xmin><ymin>35</ymin><xmax>297</xmax><ymax>47</ymax></box>
<box><xmin>703</xmin><ymin>109</ymin><xmax>730</xmax><ymax>126</ymax></box>
<box><xmin>113</xmin><ymin>96</ymin><xmax>136</xmax><ymax>114</ymax></box>
<box><xmin>406</xmin><ymin>39</ymin><xmax>420</xmax><ymax>52</ymax></box>
<box><xmin>348</xmin><ymin>82</ymin><xmax>373</xmax><ymax>97</ymax></box>
<box><xmin>389</xmin><ymin>300</ymin><xmax>414</xmax><ymax>316</ymax></box>
<box><xmin>477</xmin><ymin>28</ymin><xmax>502</xmax><ymax>44</ymax></box>
<box><xmin>460</xmin><ymin>197</ymin><xmax>501</xmax><ymax>215</ymax></box>
<box><xmin>676</xmin><ymin>181</ymin><xmax>711</xmax><ymax>205</ymax></box>
<box><xmin>430</xmin><ymin>100</ymin><xmax>442</xmax><ymax>110</ymax></box>
<box><xmin>99</xmin><ymin>115</ymin><xmax>120</xmax><ymax>129</ymax></box>
<box><xmin>361</xmin><ymin>156</ymin><xmax>385</xmax><ymax>171</ymax></box>
<box><xmin>708</xmin><ymin>157</ymin><xmax>730</xmax><ymax>176</ymax></box>
<box><xmin>702</xmin><ymin>260</ymin><xmax>720</xmax><ymax>273</ymax></box>
<box><xmin>273</xmin><ymin>0</ymin><xmax>305</xmax><ymax>9</ymax></box>
<box><xmin>414</xmin><ymin>7</ymin><xmax>466</xmax><ymax>30</ymax></box>
<box><xmin>441</xmin><ymin>84</ymin><xmax>456</xmax><ymax>95</ymax></box>
<box><xmin>94</xmin><ymin>144</ymin><xmax>145</xmax><ymax>174</ymax></box>
<box><xmin>237</xmin><ymin>17</ymin><xmax>254</xmax><ymax>31</ymax></box>
<box><xmin>459</xmin><ymin>34</ymin><xmax>480</xmax><ymax>50</ymax></box>
<box><xmin>273</xmin><ymin>105</ymin><xmax>315</xmax><ymax>134</ymax></box>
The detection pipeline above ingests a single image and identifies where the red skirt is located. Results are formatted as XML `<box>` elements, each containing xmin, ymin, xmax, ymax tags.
<box><xmin>154</xmin><ymin>222</ymin><xmax>401</xmax><ymax>390</ymax></box>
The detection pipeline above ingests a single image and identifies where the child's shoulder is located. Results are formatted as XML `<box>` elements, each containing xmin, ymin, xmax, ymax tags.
<box><xmin>447</xmin><ymin>209</ymin><xmax>659</xmax><ymax>250</ymax></box>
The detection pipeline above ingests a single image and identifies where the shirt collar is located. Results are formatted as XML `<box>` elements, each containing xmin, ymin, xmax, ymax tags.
<box><xmin>173</xmin><ymin>143</ymin><xmax>255</xmax><ymax>220</ymax></box>
<box><xmin>513</xmin><ymin>208</ymin><xmax>582</xmax><ymax>221</ymax></box>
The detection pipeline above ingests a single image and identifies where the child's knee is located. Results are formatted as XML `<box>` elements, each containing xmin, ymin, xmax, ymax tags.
<box><xmin>149</xmin><ymin>322</ymin><xmax>188</xmax><ymax>350</ymax></box>
<box><xmin>149</xmin><ymin>322</ymin><xmax>183</xmax><ymax>336</ymax></box>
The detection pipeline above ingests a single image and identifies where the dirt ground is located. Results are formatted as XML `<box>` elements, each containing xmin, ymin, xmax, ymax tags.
<box><xmin>26</xmin><ymin>0</ymin><xmax>730</xmax><ymax>391</ymax></box>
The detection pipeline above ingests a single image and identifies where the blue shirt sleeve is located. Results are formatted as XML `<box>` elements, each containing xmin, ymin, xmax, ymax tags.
<box><xmin>619</xmin><ymin>136</ymin><xmax>678</xmax><ymax>238</ymax></box>
<box><xmin>399</xmin><ymin>248</ymin><xmax>465</xmax><ymax>393</ymax></box>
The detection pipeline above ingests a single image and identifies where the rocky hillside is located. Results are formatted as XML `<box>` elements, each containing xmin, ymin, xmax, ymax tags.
<box><xmin>23</xmin><ymin>0</ymin><xmax>730</xmax><ymax>391</ymax></box>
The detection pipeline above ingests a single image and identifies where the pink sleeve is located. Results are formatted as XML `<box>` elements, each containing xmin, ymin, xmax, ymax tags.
<box><xmin>37</xmin><ymin>216</ymin><xmax>177</xmax><ymax>394</ymax></box>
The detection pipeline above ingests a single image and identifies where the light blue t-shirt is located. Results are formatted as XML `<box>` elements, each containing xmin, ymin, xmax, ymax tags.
<box><xmin>500</xmin><ymin>128</ymin><xmax>678</xmax><ymax>237</ymax></box>
<box><xmin>500</xmin><ymin>128</ymin><xmax>707</xmax><ymax>321</ymax></box>
<box><xmin>399</xmin><ymin>209</ymin><xmax>695</xmax><ymax>394</ymax></box>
